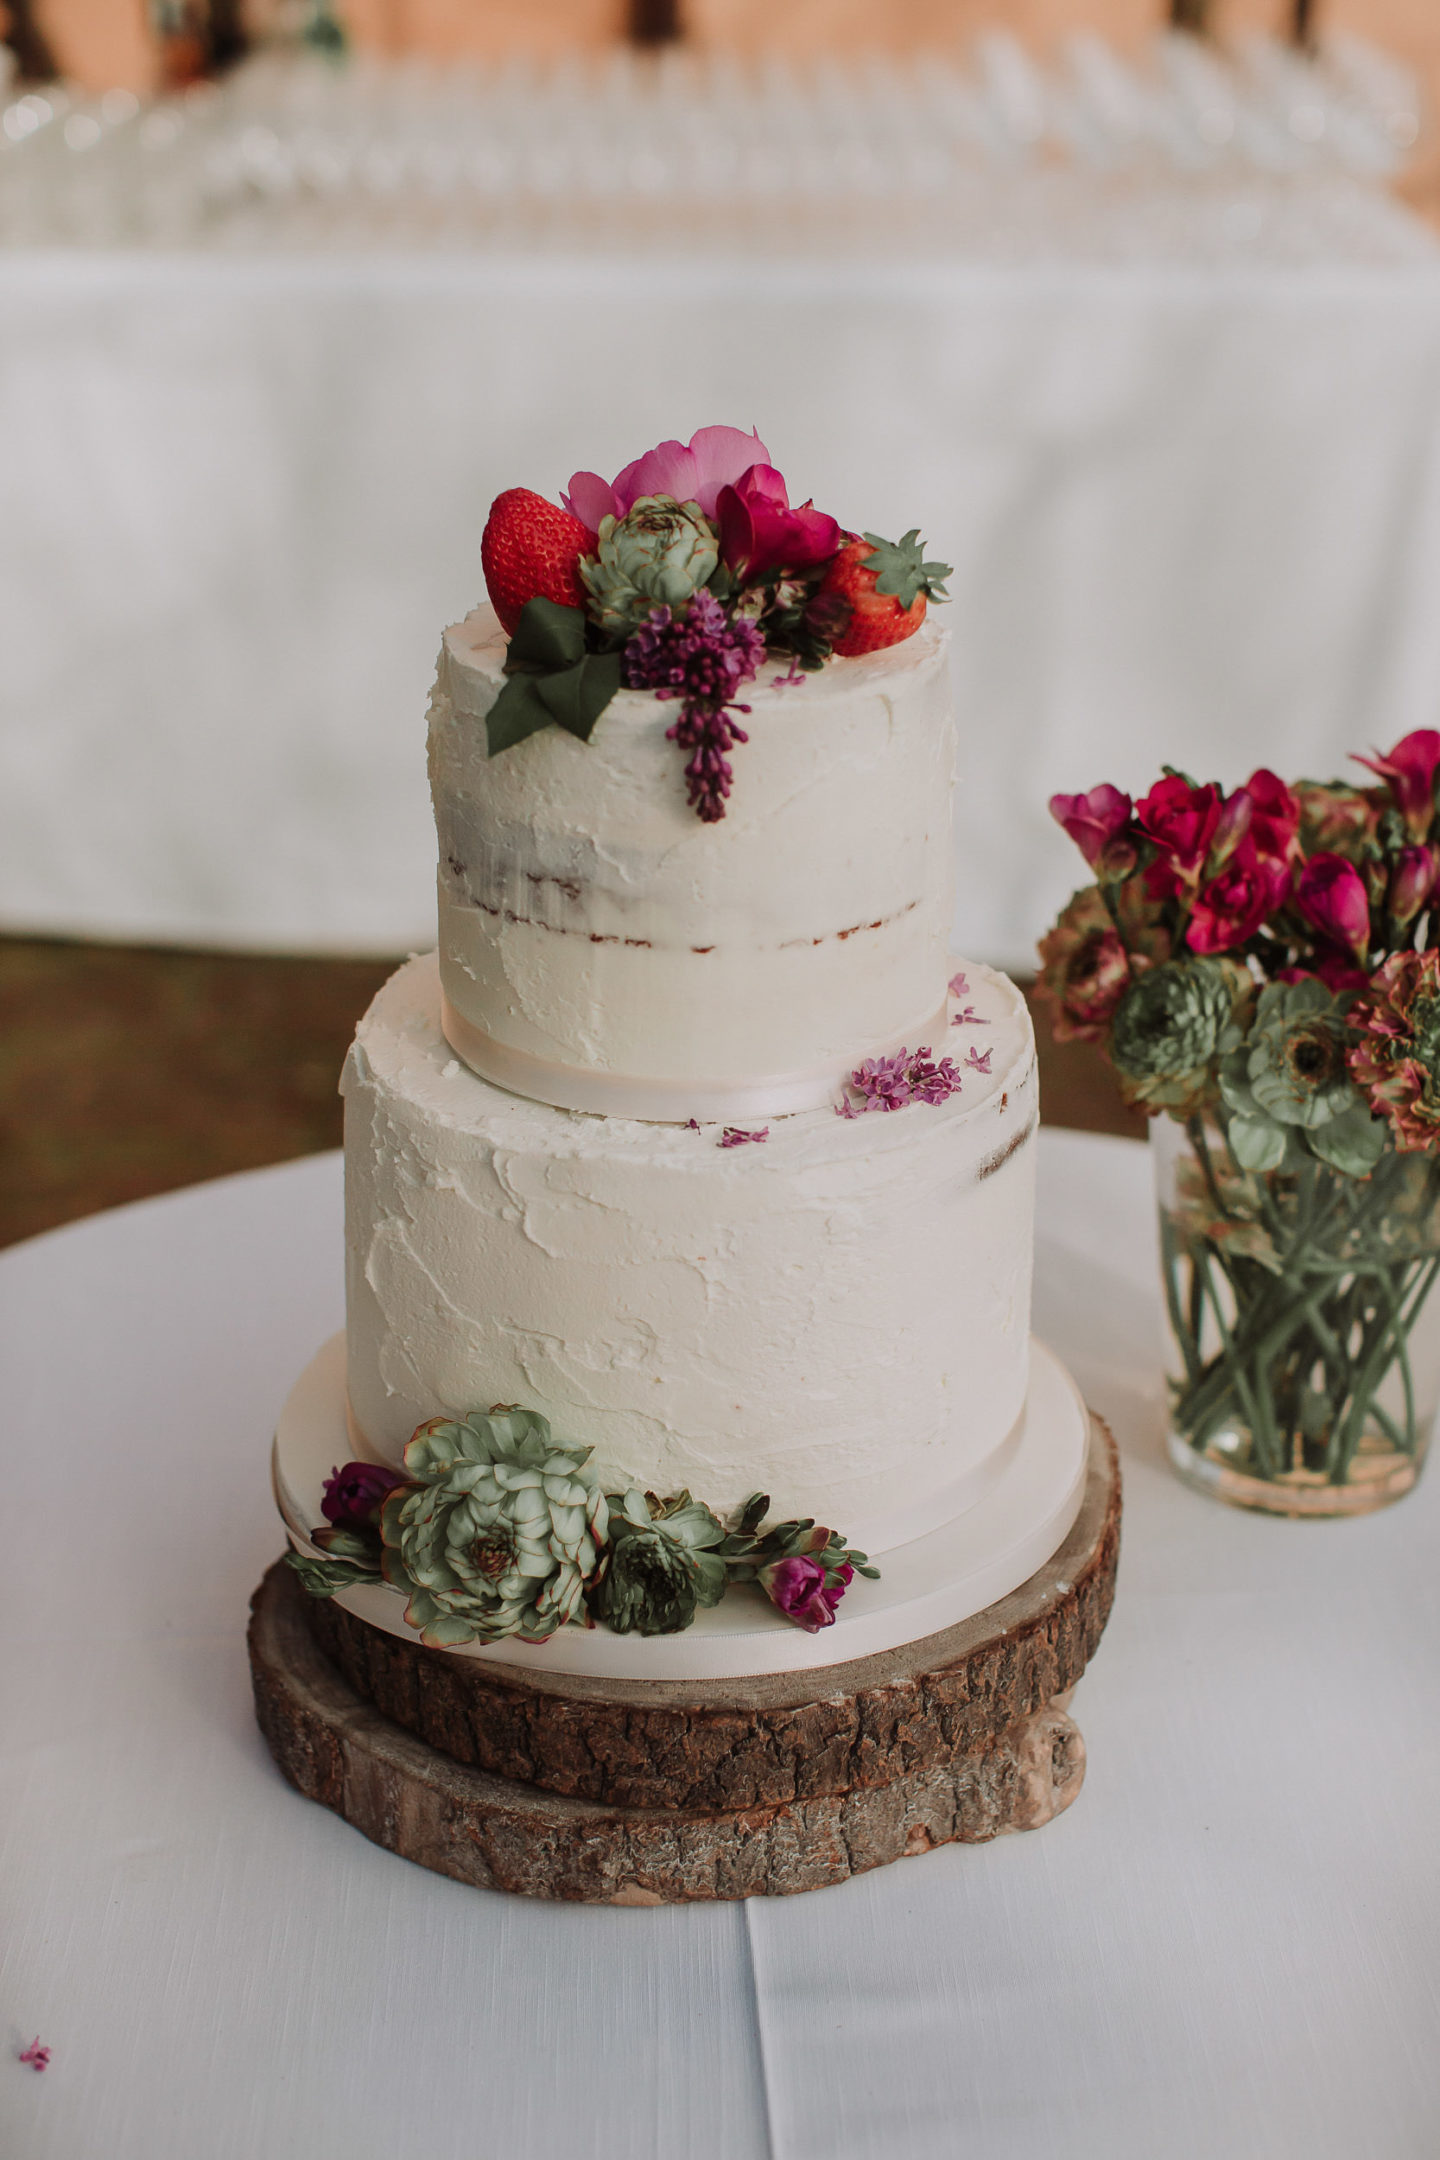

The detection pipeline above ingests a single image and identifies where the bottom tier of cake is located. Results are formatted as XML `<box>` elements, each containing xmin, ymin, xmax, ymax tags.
<box><xmin>273</xmin><ymin>1331</ymin><xmax>1089</xmax><ymax>1681</ymax></box>
<box><xmin>342</xmin><ymin>951</ymin><xmax>1038</xmax><ymax>1550</ymax></box>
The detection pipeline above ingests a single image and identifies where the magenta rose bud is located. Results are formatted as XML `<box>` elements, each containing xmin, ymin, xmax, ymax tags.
<box><xmin>1353</xmin><ymin>729</ymin><xmax>1440</xmax><ymax>842</ymax></box>
<box><xmin>1135</xmin><ymin>775</ymin><xmax>1223</xmax><ymax>890</ymax></box>
<box><xmin>321</xmin><ymin>1460</ymin><xmax>406</xmax><ymax>1528</ymax></box>
<box><xmin>1204</xmin><ymin>787</ymin><xmax>1254</xmax><ymax>874</ymax></box>
<box><xmin>1244</xmin><ymin>768</ymin><xmax>1302</xmax><ymax>867</ymax></box>
<box><xmin>1297</xmin><ymin>852</ymin><xmax>1371</xmax><ymax>961</ymax></box>
<box><xmin>716</xmin><ymin>465</ymin><xmax>842</xmax><ymax>583</ymax></box>
<box><xmin>1388</xmin><ymin>843</ymin><xmax>1439</xmax><ymax>927</ymax></box>
<box><xmin>1186</xmin><ymin>840</ymin><xmax>1290</xmax><ymax>955</ymax></box>
<box><xmin>758</xmin><ymin>1554</ymin><xmax>853</xmax><ymax>1632</ymax></box>
<box><xmin>1048</xmin><ymin>784</ymin><xmax>1135</xmax><ymax>878</ymax></box>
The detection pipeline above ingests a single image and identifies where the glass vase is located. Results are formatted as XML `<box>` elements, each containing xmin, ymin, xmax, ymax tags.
<box><xmin>1152</xmin><ymin>1115</ymin><xmax>1440</xmax><ymax>1516</ymax></box>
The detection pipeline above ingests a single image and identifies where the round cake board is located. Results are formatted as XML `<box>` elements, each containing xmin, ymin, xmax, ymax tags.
<box><xmin>248</xmin><ymin>1415</ymin><xmax>1120</xmax><ymax>1904</ymax></box>
<box><xmin>272</xmin><ymin>1333</ymin><xmax>1091</xmax><ymax>1680</ymax></box>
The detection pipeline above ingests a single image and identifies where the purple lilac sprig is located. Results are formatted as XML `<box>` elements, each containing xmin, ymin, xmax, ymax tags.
<box><xmin>835</xmin><ymin>1046</ymin><xmax>963</xmax><ymax>1117</ymax></box>
<box><xmin>719</xmin><ymin>1126</ymin><xmax>769</xmax><ymax>1148</ymax></box>
<box><xmin>623</xmin><ymin>591</ymin><xmax>765</xmax><ymax>823</ymax></box>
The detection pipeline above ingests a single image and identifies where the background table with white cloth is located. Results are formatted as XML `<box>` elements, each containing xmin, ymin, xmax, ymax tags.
<box><xmin>3</xmin><ymin>1128</ymin><xmax>1437</xmax><ymax>2158</ymax></box>
<box><xmin>5</xmin><ymin>186</ymin><xmax>1440</xmax><ymax>974</ymax></box>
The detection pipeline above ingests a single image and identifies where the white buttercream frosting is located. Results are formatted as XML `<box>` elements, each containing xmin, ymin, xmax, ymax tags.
<box><xmin>343</xmin><ymin>952</ymin><xmax>1036</xmax><ymax>1548</ymax></box>
<box><xmin>429</xmin><ymin>604</ymin><xmax>956</xmax><ymax>1117</ymax></box>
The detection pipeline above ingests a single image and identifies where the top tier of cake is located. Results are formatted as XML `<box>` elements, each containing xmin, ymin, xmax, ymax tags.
<box><xmin>429</xmin><ymin>604</ymin><xmax>956</xmax><ymax>1121</ymax></box>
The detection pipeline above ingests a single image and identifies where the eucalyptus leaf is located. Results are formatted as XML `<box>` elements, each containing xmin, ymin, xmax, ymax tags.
<box><xmin>1308</xmin><ymin>1104</ymin><xmax>1388</xmax><ymax>1177</ymax></box>
<box><xmin>1228</xmin><ymin>1115</ymin><xmax>1288</xmax><ymax>1172</ymax></box>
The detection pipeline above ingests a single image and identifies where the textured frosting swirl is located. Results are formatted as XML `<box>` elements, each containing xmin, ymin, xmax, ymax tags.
<box><xmin>343</xmin><ymin>952</ymin><xmax>1036</xmax><ymax>1547</ymax></box>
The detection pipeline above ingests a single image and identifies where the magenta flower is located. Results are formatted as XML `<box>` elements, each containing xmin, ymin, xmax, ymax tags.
<box><xmin>758</xmin><ymin>1553</ymin><xmax>852</xmax><ymax>1631</ymax></box>
<box><xmin>948</xmin><ymin>970</ymin><xmax>969</xmax><ymax>997</ymax></box>
<box><xmin>1205</xmin><ymin>787</ymin><xmax>1253</xmax><ymax>872</ymax></box>
<box><xmin>1186</xmin><ymin>839</ymin><xmax>1291</xmax><ymax>955</ymax></box>
<box><xmin>1297</xmin><ymin>852</ymin><xmax>1371</xmax><ymax>961</ymax></box>
<box><xmin>719</xmin><ymin>1126</ymin><xmax>769</xmax><ymax>1147</ymax></box>
<box><xmin>321</xmin><ymin>1459</ymin><xmax>406</xmax><ymax>1528</ymax></box>
<box><xmin>1243</xmin><ymin>767</ymin><xmax>1302</xmax><ymax>868</ymax></box>
<box><xmin>563</xmin><ymin>425</ymin><xmax>770</xmax><ymax>530</ymax></box>
<box><xmin>964</xmin><ymin>1045</ymin><xmax>993</xmax><ymax>1073</ymax></box>
<box><xmin>1136</xmin><ymin>775</ymin><xmax>1222</xmax><ymax>894</ymax></box>
<box><xmin>1353</xmin><ymin>729</ymin><xmax>1440</xmax><ymax>842</ymax></box>
<box><xmin>1049</xmin><ymin>784</ymin><xmax>1135</xmax><ymax>879</ymax></box>
<box><xmin>18</xmin><ymin>2039</ymin><xmax>50</xmax><ymax>2072</ymax></box>
<box><xmin>715</xmin><ymin>464</ymin><xmax>841</xmax><ymax>583</ymax></box>
<box><xmin>1388</xmin><ymin>843</ymin><xmax>1439</xmax><ymax>926</ymax></box>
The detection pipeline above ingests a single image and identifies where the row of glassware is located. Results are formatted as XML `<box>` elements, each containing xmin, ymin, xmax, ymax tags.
<box><xmin>0</xmin><ymin>30</ymin><xmax>1424</xmax><ymax>254</ymax></box>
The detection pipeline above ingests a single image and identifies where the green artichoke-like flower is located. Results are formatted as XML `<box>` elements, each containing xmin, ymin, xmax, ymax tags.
<box><xmin>1219</xmin><ymin>978</ymin><xmax>1385</xmax><ymax>1176</ymax></box>
<box><xmin>379</xmin><ymin>1407</ymin><xmax>608</xmax><ymax>1648</ymax></box>
<box><xmin>591</xmin><ymin>1489</ymin><xmax>728</xmax><ymax>1636</ymax></box>
<box><xmin>1110</xmin><ymin>957</ymin><xmax>1247</xmax><ymax>1115</ymax></box>
<box><xmin>580</xmin><ymin>495</ymin><xmax>720</xmax><ymax>636</ymax></box>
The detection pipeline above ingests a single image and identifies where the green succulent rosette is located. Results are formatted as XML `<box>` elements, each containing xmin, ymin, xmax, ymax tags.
<box><xmin>1219</xmin><ymin>978</ymin><xmax>1386</xmax><ymax>1177</ymax></box>
<box><xmin>1110</xmin><ymin>956</ymin><xmax>1250</xmax><ymax>1116</ymax></box>
<box><xmin>379</xmin><ymin>1408</ymin><xmax>608</xmax><ymax>1648</ymax></box>
<box><xmin>580</xmin><ymin>494</ymin><xmax>720</xmax><ymax>636</ymax></box>
<box><xmin>590</xmin><ymin>1489</ymin><xmax>729</xmax><ymax>1636</ymax></box>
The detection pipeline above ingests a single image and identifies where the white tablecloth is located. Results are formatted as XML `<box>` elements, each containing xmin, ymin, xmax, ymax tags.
<box><xmin>6</xmin><ymin>236</ymin><xmax>1440</xmax><ymax>972</ymax></box>
<box><xmin>3</xmin><ymin>1127</ymin><xmax>1437</xmax><ymax>2158</ymax></box>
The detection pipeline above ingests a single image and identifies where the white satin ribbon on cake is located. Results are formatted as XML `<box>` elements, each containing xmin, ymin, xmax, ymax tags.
<box><xmin>438</xmin><ymin>994</ymin><xmax>953</xmax><ymax>1123</ymax></box>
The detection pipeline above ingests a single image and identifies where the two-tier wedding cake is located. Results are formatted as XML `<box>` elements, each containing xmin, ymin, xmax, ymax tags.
<box><xmin>271</xmin><ymin>426</ymin><xmax>1088</xmax><ymax>1681</ymax></box>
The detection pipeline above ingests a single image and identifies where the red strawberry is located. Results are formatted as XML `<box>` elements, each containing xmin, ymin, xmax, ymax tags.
<box><xmin>817</xmin><ymin>530</ymin><xmax>952</xmax><ymax>657</ymax></box>
<box><xmin>481</xmin><ymin>488</ymin><xmax>593</xmax><ymax>636</ymax></box>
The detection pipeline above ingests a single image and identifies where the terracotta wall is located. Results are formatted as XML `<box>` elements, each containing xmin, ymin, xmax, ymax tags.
<box><xmin>17</xmin><ymin>0</ymin><xmax>1440</xmax><ymax>92</ymax></box>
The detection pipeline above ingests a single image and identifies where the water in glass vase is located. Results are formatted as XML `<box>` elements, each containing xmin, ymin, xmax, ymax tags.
<box><xmin>1153</xmin><ymin>1114</ymin><xmax>1440</xmax><ymax>1515</ymax></box>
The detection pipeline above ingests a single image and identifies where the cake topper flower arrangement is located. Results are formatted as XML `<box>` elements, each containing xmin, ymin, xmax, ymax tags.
<box><xmin>1039</xmin><ymin>734</ymin><xmax>1440</xmax><ymax>1512</ymax></box>
<box><xmin>479</xmin><ymin>424</ymin><xmax>951</xmax><ymax>821</ymax></box>
<box><xmin>287</xmin><ymin>1404</ymin><xmax>877</xmax><ymax>1646</ymax></box>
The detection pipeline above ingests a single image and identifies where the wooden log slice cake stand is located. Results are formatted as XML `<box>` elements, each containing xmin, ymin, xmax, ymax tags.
<box><xmin>249</xmin><ymin>1414</ymin><xmax>1120</xmax><ymax>1904</ymax></box>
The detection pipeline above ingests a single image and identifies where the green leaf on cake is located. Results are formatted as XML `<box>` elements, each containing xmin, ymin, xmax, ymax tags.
<box><xmin>284</xmin><ymin>1548</ymin><xmax>381</xmax><ymax>1597</ymax></box>
<box><xmin>485</xmin><ymin>598</ymin><xmax>623</xmax><ymax>755</ymax></box>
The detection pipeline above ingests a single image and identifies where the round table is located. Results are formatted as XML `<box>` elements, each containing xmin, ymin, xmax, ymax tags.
<box><xmin>3</xmin><ymin>1130</ymin><xmax>1436</xmax><ymax>2158</ymax></box>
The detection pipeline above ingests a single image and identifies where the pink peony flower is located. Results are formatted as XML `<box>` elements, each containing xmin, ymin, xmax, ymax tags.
<box><xmin>1136</xmin><ymin>776</ymin><xmax>1223</xmax><ymax>894</ymax></box>
<box><xmin>1186</xmin><ymin>838</ymin><xmax>1291</xmax><ymax>955</ymax></box>
<box><xmin>758</xmin><ymin>1552</ymin><xmax>852</xmax><ymax>1631</ymax></box>
<box><xmin>715</xmin><ymin>465</ymin><xmax>841</xmax><ymax>583</ymax></box>
<box><xmin>1353</xmin><ymin>729</ymin><xmax>1440</xmax><ymax>842</ymax></box>
<box><xmin>1297</xmin><ymin>852</ymin><xmax>1371</xmax><ymax>961</ymax></box>
<box><xmin>1049</xmin><ymin>785</ymin><xmax>1135</xmax><ymax>879</ymax></box>
<box><xmin>321</xmin><ymin>1460</ymin><xmax>407</xmax><ymax>1528</ymax></box>
<box><xmin>563</xmin><ymin>425</ymin><xmax>770</xmax><ymax>530</ymax></box>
